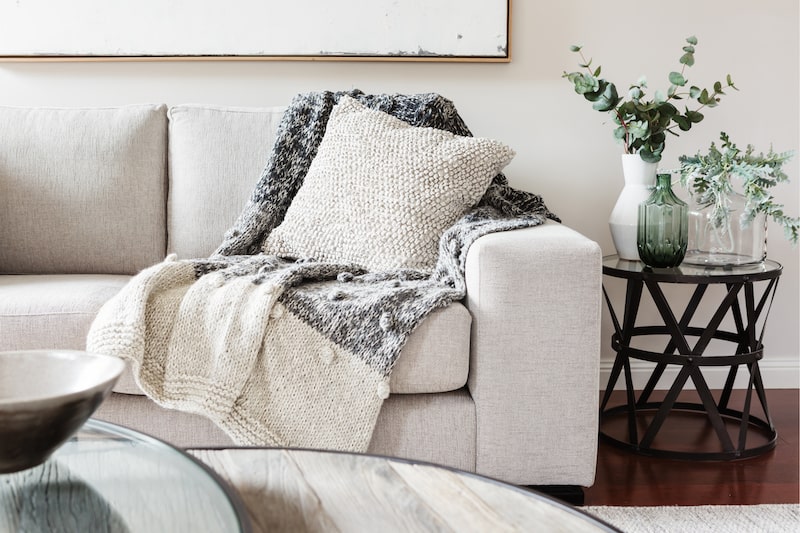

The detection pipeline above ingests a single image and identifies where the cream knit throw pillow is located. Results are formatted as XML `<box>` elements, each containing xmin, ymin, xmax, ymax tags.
<box><xmin>263</xmin><ymin>95</ymin><xmax>515</xmax><ymax>271</ymax></box>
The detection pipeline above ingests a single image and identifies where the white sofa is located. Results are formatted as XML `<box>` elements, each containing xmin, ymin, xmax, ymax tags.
<box><xmin>0</xmin><ymin>103</ymin><xmax>602</xmax><ymax>490</ymax></box>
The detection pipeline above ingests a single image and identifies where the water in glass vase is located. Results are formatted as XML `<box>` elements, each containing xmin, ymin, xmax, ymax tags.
<box><xmin>637</xmin><ymin>174</ymin><xmax>688</xmax><ymax>268</ymax></box>
<box><xmin>683</xmin><ymin>190</ymin><xmax>767</xmax><ymax>266</ymax></box>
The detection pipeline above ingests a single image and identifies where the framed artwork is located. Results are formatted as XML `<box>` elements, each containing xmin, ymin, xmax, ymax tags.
<box><xmin>0</xmin><ymin>0</ymin><xmax>510</xmax><ymax>62</ymax></box>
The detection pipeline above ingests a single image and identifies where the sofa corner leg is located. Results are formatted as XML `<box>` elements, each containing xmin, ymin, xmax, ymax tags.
<box><xmin>523</xmin><ymin>485</ymin><xmax>585</xmax><ymax>506</ymax></box>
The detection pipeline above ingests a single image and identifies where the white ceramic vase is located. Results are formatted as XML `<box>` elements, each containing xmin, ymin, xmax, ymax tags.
<box><xmin>609</xmin><ymin>154</ymin><xmax>658</xmax><ymax>260</ymax></box>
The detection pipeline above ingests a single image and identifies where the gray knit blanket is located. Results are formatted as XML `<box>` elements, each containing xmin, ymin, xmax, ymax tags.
<box><xmin>87</xmin><ymin>90</ymin><xmax>558</xmax><ymax>451</ymax></box>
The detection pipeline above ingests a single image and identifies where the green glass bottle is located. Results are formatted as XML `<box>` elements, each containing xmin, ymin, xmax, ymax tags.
<box><xmin>637</xmin><ymin>173</ymin><xmax>688</xmax><ymax>267</ymax></box>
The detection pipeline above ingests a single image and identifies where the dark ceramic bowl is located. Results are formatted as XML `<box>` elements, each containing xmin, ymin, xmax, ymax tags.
<box><xmin>0</xmin><ymin>350</ymin><xmax>125</xmax><ymax>473</ymax></box>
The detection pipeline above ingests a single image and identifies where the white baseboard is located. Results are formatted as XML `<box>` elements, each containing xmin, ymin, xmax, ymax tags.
<box><xmin>600</xmin><ymin>358</ymin><xmax>800</xmax><ymax>390</ymax></box>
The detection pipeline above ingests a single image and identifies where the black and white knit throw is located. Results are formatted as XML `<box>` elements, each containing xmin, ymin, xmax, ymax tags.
<box><xmin>87</xmin><ymin>90</ymin><xmax>558</xmax><ymax>451</ymax></box>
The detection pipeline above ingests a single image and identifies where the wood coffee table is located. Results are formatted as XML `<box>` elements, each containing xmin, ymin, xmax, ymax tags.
<box><xmin>1</xmin><ymin>420</ymin><xmax>615</xmax><ymax>531</ymax></box>
<box><xmin>189</xmin><ymin>447</ymin><xmax>616</xmax><ymax>532</ymax></box>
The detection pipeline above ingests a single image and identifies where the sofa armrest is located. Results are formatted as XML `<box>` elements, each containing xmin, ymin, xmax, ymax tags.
<box><xmin>465</xmin><ymin>219</ymin><xmax>602</xmax><ymax>486</ymax></box>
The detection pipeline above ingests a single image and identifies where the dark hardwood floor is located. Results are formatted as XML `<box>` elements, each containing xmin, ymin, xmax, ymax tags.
<box><xmin>585</xmin><ymin>389</ymin><xmax>799</xmax><ymax>506</ymax></box>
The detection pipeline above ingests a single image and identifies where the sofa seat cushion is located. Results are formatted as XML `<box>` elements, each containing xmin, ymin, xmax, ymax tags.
<box><xmin>389</xmin><ymin>303</ymin><xmax>471</xmax><ymax>394</ymax></box>
<box><xmin>0</xmin><ymin>274</ymin><xmax>132</xmax><ymax>350</ymax></box>
<box><xmin>0</xmin><ymin>275</ymin><xmax>471</xmax><ymax>395</ymax></box>
<box><xmin>95</xmin><ymin>388</ymin><xmax>476</xmax><ymax>472</ymax></box>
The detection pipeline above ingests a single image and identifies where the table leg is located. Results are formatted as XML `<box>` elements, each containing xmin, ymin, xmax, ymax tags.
<box><xmin>689</xmin><ymin>366</ymin><xmax>736</xmax><ymax>452</ymax></box>
<box><xmin>600</xmin><ymin>280</ymin><xmax>642</xmax><ymax>413</ymax></box>
<box><xmin>638</xmin><ymin>365</ymin><xmax>692</xmax><ymax>449</ymax></box>
<box><xmin>639</xmin><ymin>285</ymin><xmax>708</xmax><ymax>406</ymax></box>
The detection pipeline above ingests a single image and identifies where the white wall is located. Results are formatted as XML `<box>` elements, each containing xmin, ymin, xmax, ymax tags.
<box><xmin>1</xmin><ymin>0</ymin><xmax>797</xmax><ymax>387</ymax></box>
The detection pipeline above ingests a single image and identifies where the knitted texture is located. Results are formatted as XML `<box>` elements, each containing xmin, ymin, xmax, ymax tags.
<box><xmin>214</xmin><ymin>89</ymin><xmax>558</xmax><ymax>257</ymax></box>
<box><xmin>87</xmin><ymin>90</ymin><xmax>558</xmax><ymax>451</ymax></box>
<box><xmin>263</xmin><ymin>96</ymin><xmax>515</xmax><ymax>271</ymax></box>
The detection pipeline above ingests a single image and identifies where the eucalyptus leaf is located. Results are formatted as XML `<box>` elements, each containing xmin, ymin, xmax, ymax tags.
<box><xmin>657</xmin><ymin>112</ymin><xmax>672</xmax><ymax>129</ymax></box>
<box><xmin>583</xmin><ymin>78</ymin><xmax>606</xmax><ymax>101</ymax></box>
<box><xmin>635</xmin><ymin>100</ymin><xmax>656</xmax><ymax>112</ymax></box>
<box><xmin>674</xmin><ymin>115</ymin><xmax>691</xmax><ymax>131</ymax></box>
<box><xmin>686</xmin><ymin>35</ymin><xmax>698</xmax><ymax>45</ymax></box>
<box><xmin>573</xmin><ymin>73</ymin><xmax>599</xmax><ymax>95</ymax></box>
<box><xmin>657</xmin><ymin>102</ymin><xmax>678</xmax><ymax>118</ymax></box>
<box><xmin>591</xmin><ymin>82</ymin><xmax>619</xmax><ymax>111</ymax></box>
<box><xmin>669</xmin><ymin>72</ymin><xmax>687</xmax><ymax>86</ymax></box>
<box><xmin>619</xmin><ymin>100</ymin><xmax>636</xmax><ymax>115</ymax></box>
<box><xmin>686</xmin><ymin>110</ymin><xmax>704</xmax><ymax>123</ymax></box>
<box><xmin>639</xmin><ymin>147</ymin><xmax>662</xmax><ymax>163</ymax></box>
<box><xmin>651</xmin><ymin>131</ymin><xmax>666</xmax><ymax>145</ymax></box>
<box><xmin>679</xmin><ymin>53</ymin><xmax>695</xmax><ymax>67</ymax></box>
<box><xmin>628</xmin><ymin>120</ymin><xmax>650</xmax><ymax>140</ymax></box>
<box><xmin>570</xmin><ymin>45</ymin><xmax>582</xmax><ymax>52</ymax></box>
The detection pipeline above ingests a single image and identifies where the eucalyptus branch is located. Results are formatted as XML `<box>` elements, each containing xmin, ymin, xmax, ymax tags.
<box><xmin>563</xmin><ymin>36</ymin><xmax>737</xmax><ymax>163</ymax></box>
<box><xmin>679</xmin><ymin>133</ymin><xmax>798</xmax><ymax>244</ymax></box>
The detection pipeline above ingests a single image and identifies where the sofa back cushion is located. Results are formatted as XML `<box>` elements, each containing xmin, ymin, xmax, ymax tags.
<box><xmin>0</xmin><ymin>104</ymin><xmax>168</xmax><ymax>275</ymax></box>
<box><xmin>167</xmin><ymin>104</ymin><xmax>285</xmax><ymax>259</ymax></box>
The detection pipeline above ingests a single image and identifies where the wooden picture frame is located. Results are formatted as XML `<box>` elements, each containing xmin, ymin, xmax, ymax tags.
<box><xmin>0</xmin><ymin>0</ymin><xmax>511</xmax><ymax>62</ymax></box>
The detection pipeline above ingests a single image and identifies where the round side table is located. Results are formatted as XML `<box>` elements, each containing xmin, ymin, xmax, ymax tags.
<box><xmin>600</xmin><ymin>255</ymin><xmax>781</xmax><ymax>460</ymax></box>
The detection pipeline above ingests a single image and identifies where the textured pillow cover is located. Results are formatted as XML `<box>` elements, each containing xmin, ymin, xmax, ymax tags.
<box><xmin>263</xmin><ymin>96</ymin><xmax>515</xmax><ymax>271</ymax></box>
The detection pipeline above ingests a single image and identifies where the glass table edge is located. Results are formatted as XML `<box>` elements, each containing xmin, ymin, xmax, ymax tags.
<box><xmin>80</xmin><ymin>419</ymin><xmax>252</xmax><ymax>533</ymax></box>
<box><xmin>602</xmin><ymin>254</ymin><xmax>782</xmax><ymax>283</ymax></box>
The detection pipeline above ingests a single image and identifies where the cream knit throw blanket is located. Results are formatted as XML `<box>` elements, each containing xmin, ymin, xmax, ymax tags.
<box><xmin>88</xmin><ymin>90</ymin><xmax>558</xmax><ymax>451</ymax></box>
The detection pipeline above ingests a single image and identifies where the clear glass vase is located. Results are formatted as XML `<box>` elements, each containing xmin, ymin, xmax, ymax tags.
<box><xmin>683</xmin><ymin>190</ymin><xmax>767</xmax><ymax>266</ymax></box>
<box><xmin>637</xmin><ymin>173</ymin><xmax>688</xmax><ymax>268</ymax></box>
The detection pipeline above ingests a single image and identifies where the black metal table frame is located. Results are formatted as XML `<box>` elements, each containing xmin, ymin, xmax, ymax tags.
<box><xmin>600</xmin><ymin>257</ymin><xmax>782</xmax><ymax>461</ymax></box>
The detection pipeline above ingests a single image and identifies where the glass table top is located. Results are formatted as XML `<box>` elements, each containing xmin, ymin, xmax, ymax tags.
<box><xmin>603</xmin><ymin>255</ymin><xmax>782</xmax><ymax>283</ymax></box>
<box><xmin>0</xmin><ymin>419</ymin><xmax>249</xmax><ymax>533</ymax></box>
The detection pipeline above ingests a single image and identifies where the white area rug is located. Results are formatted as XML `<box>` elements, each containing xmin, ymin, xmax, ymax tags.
<box><xmin>584</xmin><ymin>504</ymin><xmax>799</xmax><ymax>533</ymax></box>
